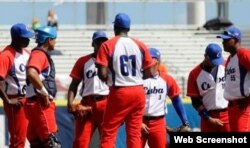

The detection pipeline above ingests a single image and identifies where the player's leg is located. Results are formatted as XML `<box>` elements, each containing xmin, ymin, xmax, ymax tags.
<box><xmin>124</xmin><ymin>86</ymin><xmax>145</xmax><ymax>148</ymax></box>
<box><xmin>141</xmin><ymin>121</ymin><xmax>149</xmax><ymax>148</ymax></box>
<box><xmin>35</xmin><ymin>100</ymin><xmax>61</xmax><ymax>147</ymax></box>
<box><xmin>236</xmin><ymin>104</ymin><xmax>250</xmax><ymax>131</ymax></box>
<box><xmin>24</xmin><ymin>98</ymin><xmax>42</xmax><ymax>147</ymax></box>
<box><xmin>100</xmin><ymin>87</ymin><xmax>134</xmax><ymax>148</ymax></box>
<box><xmin>95</xmin><ymin>97</ymin><xmax>108</xmax><ymax>136</ymax></box>
<box><xmin>73</xmin><ymin>115</ymin><xmax>95</xmax><ymax>148</ymax></box>
<box><xmin>147</xmin><ymin>118</ymin><xmax>166</xmax><ymax>148</ymax></box>
<box><xmin>228</xmin><ymin>103</ymin><xmax>242</xmax><ymax>132</ymax></box>
<box><xmin>3</xmin><ymin>98</ymin><xmax>28</xmax><ymax>148</ymax></box>
<box><xmin>218</xmin><ymin>111</ymin><xmax>230</xmax><ymax>132</ymax></box>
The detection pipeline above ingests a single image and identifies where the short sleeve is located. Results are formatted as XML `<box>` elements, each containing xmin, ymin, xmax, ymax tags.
<box><xmin>186</xmin><ymin>70</ymin><xmax>200</xmax><ymax>97</ymax></box>
<box><xmin>161</xmin><ymin>73</ymin><xmax>181</xmax><ymax>98</ymax></box>
<box><xmin>27</xmin><ymin>50</ymin><xmax>49</xmax><ymax>73</ymax></box>
<box><xmin>96</xmin><ymin>43</ymin><xmax>109</xmax><ymax>67</ymax></box>
<box><xmin>70</xmin><ymin>56</ymin><xmax>90</xmax><ymax>81</ymax></box>
<box><xmin>238</xmin><ymin>48</ymin><xmax>250</xmax><ymax>71</ymax></box>
<box><xmin>0</xmin><ymin>55</ymin><xmax>11</xmax><ymax>79</ymax></box>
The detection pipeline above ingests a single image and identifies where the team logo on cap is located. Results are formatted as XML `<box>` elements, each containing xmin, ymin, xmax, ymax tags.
<box><xmin>216</xmin><ymin>52</ymin><xmax>221</xmax><ymax>58</ymax></box>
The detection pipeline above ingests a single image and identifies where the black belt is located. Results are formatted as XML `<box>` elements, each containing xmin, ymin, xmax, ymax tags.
<box><xmin>27</xmin><ymin>95</ymin><xmax>53</xmax><ymax>101</ymax></box>
<box><xmin>83</xmin><ymin>95</ymin><xmax>107</xmax><ymax>101</ymax></box>
<box><xmin>229</xmin><ymin>98</ymin><xmax>250</xmax><ymax>106</ymax></box>
<box><xmin>8</xmin><ymin>94</ymin><xmax>25</xmax><ymax>98</ymax></box>
<box><xmin>208</xmin><ymin>108</ymin><xmax>227</xmax><ymax>114</ymax></box>
<box><xmin>143</xmin><ymin>115</ymin><xmax>165</xmax><ymax>120</ymax></box>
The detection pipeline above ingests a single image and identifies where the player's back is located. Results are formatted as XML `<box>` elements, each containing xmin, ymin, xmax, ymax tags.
<box><xmin>101</xmin><ymin>36</ymin><xmax>149</xmax><ymax>87</ymax></box>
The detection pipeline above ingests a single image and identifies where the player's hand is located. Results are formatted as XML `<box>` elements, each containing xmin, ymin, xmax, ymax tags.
<box><xmin>68</xmin><ymin>104</ymin><xmax>92</xmax><ymax>119</ymax></box>
<box><xmin>75</xmin><ymin>104</ymin><xmax>92</xmax><ymax>118</ymax></box>
<box><xmin>67</xmin><ymin>104</ymin><xmax>77</xmax><ymax>113</ymax></box>
<box><xmin>178</xmin><ymin>125</ymin><xmax>192</xmax><ymax>132</ymax></box>
<box><xmin>40</xmin><ymin>96</ymin><xmax>50</xmax><ymax>108</ymax></box>
<box><xmin>7</xmin><ymin>98</ymin><xmax>23</xmax><ymax>108</ymax></box>
<box><xmin>166</xmin><ymin>125</ymin><xmax>192</xmax><ymax>132</ymax></box>
<box><xmin>208</xmin><ymin>117</ymin><xmax>223</xmax><ymax>126</ymax></box>
<box><xmin>141</xmin><ymin>123</ymin><xmax>150</xmax><ymax>134</ymax></box>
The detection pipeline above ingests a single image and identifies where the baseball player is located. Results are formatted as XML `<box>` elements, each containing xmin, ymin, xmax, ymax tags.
<box><xmin>187</xmin><ymin>43</ymin><xmax>230</xmax><ymax>132</ymax></box>
<box><xmin>24</xmin><ymin>26</ymin><xmax>61</xmax><ymax>147</ymax></box>
<box><xmin>0</xmin><ymin>23</ymin><xmax>34</xmax><ymax>148</ymax></box>
<box><xmin>95</xmin><ymin>13</ymin><xmax>154</xmax><ymax>148</ymax></box>
<box><xmin>67</xmin><ymin>31</ymin><xmax>109</xmax><ymax>148</ymax></box>
<box><xmin>141</xmin><ymin>48</ymin><xmax>189</xmax><ymax>148</ymax></box>
<box><xmin>217</xmin><ymin>26</ymin><xmax>250</xmax><ymax>132</ymax></box>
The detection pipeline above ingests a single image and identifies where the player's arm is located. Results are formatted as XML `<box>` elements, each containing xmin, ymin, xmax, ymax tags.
<box><xmin>191</xmin><ymin>96</ymin><xmax>210</xmax><ymax>120</ymax></box>
<box><xmin>0</xmin><ymin>81</ymin><xmax>21</xmax><ymax>106</ymax></box>
<box><xmin>27</xmin><ymin>67</ymin><xmax>50</xmax><ymax>107</ymax></box>
<box><xmin>0</xmin><ymin>80</ymin><xmax>11</xmax><ymax>104</ymax></box>
<box><xmin>143</xmin><ymin>65</ymin><xmax>155</xmax><ymax>79</ymax></box>
<box><xmin>0</xmin><ymin>56</ymin><xmax>22</xmax><ymax>106</ymax></box>
<box><xmin>171</xmin><ymin>95</ymin><xmax>189</xmax><ymax>126</ymax></box>
<box><xmin>96</xmin><ymin>64</ymin><xmax>108</xmax><ymax>82</ymax></box>
<box><xmin>191</xmin><ymin>97</ymin><xmax>223</xmax><ymax>126</ymax></box>
<box><xmin>67</xmin><ymin>79</ymin><xmax>81</xmax><ymax>113</ymax></box>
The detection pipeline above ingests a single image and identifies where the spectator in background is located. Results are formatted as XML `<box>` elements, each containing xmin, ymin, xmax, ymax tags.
<box><xmin>47</xmin><ymin>9</ymin><xmax>58</xmax><ymax>30</ymax></box>
<box><xmin>187</xmin><ymin>43</ymin><xmax>230</xmax><ymax>132</ymax></box>
<box><xmin>31</xmin><ymin>17</ymin><xmax>42</xmax><ymax>31</ymax></box>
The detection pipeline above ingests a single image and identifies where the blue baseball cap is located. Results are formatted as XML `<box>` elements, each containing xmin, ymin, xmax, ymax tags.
<box><xmin>113</xmin><ymin>13</ymin><xmax>131</xmax><ymax>29</ymax></box>
<box><xmin>11</xmin><ymin>23</ymin><xmax>35</xmax><ymax>38</ymax></box>
<box><xmin>35</xmin><ymin>26</ymin><xmax>57</xmax><ymax>43</ymax></box>
<box><xmin>216</xmin><ymin>26</ymin><xmax>241</xmax><ymax>40</ymax></box>
<box><xmin>149</xmin><ymin>47</ymin><xmax>161</xmax><ymax>60</ymax></box>
<box><xmin>205</xmin><ymin>43</ymin><xmax>224</xmax><ymax>66</ymax></box>
<box><xmin>92</xmin><ymin>31</ymin><xmax>108</xmax><ymax>42</ymax></box>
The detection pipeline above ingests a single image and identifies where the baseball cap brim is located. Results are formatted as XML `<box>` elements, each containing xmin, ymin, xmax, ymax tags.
<box><xmin>20</xmin><ymin>31</ymin><xmax>35</xmax><ymax>38</ymax></box>
<box><xmin>211</xmin><ymin>56</ymin><xmax>224</xmax><ymax>66</ymax></box>
<box><xmin>216</xmin><ymin>34</ymin><xmax>232</xmax><ymax>40</ymax></box>
<box><xmin>93</xmin><ymin>35</ymin><xmax>108</xmax><ymax>41</ymax></box>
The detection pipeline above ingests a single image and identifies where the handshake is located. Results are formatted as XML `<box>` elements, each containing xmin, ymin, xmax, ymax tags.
<box><xmin>166</xmin><ymin>124</ymin><xmax>192</xmax><ymax>132</ymax></box>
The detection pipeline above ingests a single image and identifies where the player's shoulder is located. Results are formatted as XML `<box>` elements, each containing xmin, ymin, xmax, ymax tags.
<box><xmin>237</xmin><ymin>47</ymin><xmax>250</xmax><ymax>56</ymax></box>
<box><xmin>189</xmin><ymin>64</ymin><xmax>202</xmax><ymax>75</ymax></box>
<box><xmin>130</xmin><ymin>37</ymin><xmax>146</xmax><ymax>45</ymax></box>
<box><xmin>74</xmin><ymin>54</ymin><xmax>93</xmax><ymax>66</ymax></box>
<box><xmin>29</xmin><ymin>48</ymin><xmax>48</xmax><ymax>61</ymax></box>
<box><xmin>31</xmin><ymin>48</ymin><xmax>45</xmax><ymax>55</ymax></box>
<box><xmin>77</xmin><ymin>54</ymin><xmax>92</xmax><ymax>62</ymax></box>
<box><xmin>104</xmin><ymin>36</ymin><xmax>119</xmax><ymax>44</ymax></box>
<box><xmin>0</xmin><ymin>46</ymin><xmax>15</xmax><ymax>56</ymax></box>
<box><xmin>160</xmin><ymin>72</ymin><xmax>175</xmax><ymax>81</ymax></box>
